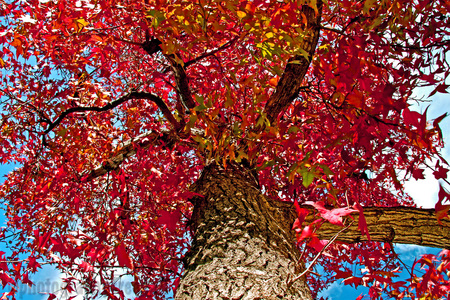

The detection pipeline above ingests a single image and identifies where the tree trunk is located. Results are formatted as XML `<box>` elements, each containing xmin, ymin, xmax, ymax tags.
<box><xmin>175</xmin><ymin>163</ymin><xmax>312</xmax><ymax>299</ymax></box>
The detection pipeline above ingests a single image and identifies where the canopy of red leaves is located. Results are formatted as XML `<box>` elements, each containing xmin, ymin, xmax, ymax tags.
<box><xmin>0</xmin><ymin>0</ymin><xmax>449</xmax><ymax>299</ymax></box>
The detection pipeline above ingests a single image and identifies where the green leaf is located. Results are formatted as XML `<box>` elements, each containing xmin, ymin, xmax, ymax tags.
<box><xmin>57</xmin><ymin>128</ymin><xmax>68</xmax><ymax>138</ymax></box>
<box><xmin>299</xmin><ymin>168</ymin><xmax>315</xmax><ymax>188</ymax></box>
<box><xmin>194</xmin><ymin>95</ymin><xmax>208</xmax><ymax>111</ymax></box>
<box><xmin>287</xmin><ymin>126</ymin><xmax>300</xmax><ymax>134</ymax></box>
<box><xmin>363</xmin><ymin>0</ymin><xmax>377</xmax><ymax>15</ymax></box>
<box><xmin>298</xmin><ymin>48</ymin><xmax>310</xmax><ymax>61</ymax></box>
<box><xmin>319</xmin><ymin>164</ymin><xmax>334</xmax><ymax>176</ymax></box>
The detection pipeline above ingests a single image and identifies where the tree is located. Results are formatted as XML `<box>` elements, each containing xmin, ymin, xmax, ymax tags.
<box><xmin>0</xmin><ymin>0</ymin><xmax>449</xmax><ymax>299</ymax></box>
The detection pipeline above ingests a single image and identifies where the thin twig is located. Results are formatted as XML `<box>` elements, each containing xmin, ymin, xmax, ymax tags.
<box><xmin>287</xmin><ymin>221</ymin><xmax>354</xmax><ymax>288</ymax></box>
<box><xmin>184</xmin><ymin>36</ymin><xmax>239</xmax><ymax>68</ymax></box>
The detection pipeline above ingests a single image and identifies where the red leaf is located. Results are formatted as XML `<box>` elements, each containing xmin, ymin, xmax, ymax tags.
<box><xmin>292</xmin><ymin>218</ymin><xmax>302</xmax><ymax>232</ymax></box>
<box><xmin>156</xmin><ymin>209</ymin><xmax>181</xmax><ymax>232</ymax></box>
<box><xmin>293</xmin><ymin>201</ymin><xmax>309</xmax><ymax>229</ymax></box>
<box><xmin>308</xmin><ymin>237</ymin><xmax>328</xmax><ymax>252</ymax></box>
<box><xmin>0</xmin><ymin>272</ymin><xmax>14</xmax><ymax>288</ymax></box>
<box><xmin>402</xmin><ymin>107</ymin><xmax>422</xmax><ymax>128</ymax></box>
<box><xmin>382</xmin><ymin>83</ymin><xmax>396</xmax><ymax>98</ymax></box>
<box><xmin>433</xmin><ymin>112</ymin><xmax>448</xmax><ymax>130</ymax></box>
<box><xmin>433</xmin><ymin>161</ymin><xmax>449</xmax><ymax>180</ymax></box>
<box><xmin>354</xmin><ymin>203</ymin><xmax>370</xmax><ymax>240</ymax></box>
<box><xmin>343</xmin><ymin>276</ymin><xmax>362</xmax><ymax>287</ymax></box>
<box><xmin>297</xmin><ymin>225</ymin><xmax>316</xmax><ymax>242</ymax></box>
<box><xmin>115</xmin><ymin>244</ymin><xmax>133</xmax><ymax>270</ymax></box>
<box><xmin>335</xmin><ymin>269</ymin><xmax>353</xmax><ymax>279</ymax></box>
<box><xmin>435</xmin><ymin>185</ymin><xmax>450</xmax><ymax>223</ymax></box>
<box><xmin>27</xmin><ymin>256</ymin><xmax>41</xmax><ymax>272</ymax></box>
<box><xmin>412</xmin><ymin>168</ymin><xmax>425</xmax><ymax>180</ymax></box>
<box><xmin>355</xmin><ymin>294</ymin><xmax>364</xmax><ymax>300</ymax></box>
<box><xmin>79</xmin><ymin>261</ymin><xmax>94</xmax><ymax>272</ymax></box>
<box><xmin>429</xmin><ymin>83</ymin><xmax>449</xmax><ymax>97</ymax></box>
<box><xmin>306</xmin><ymin>201</ymin><xmax>356</xmax><ymax>226</ymax></box>
<box><xmin>433</xmin><ymin>112</ymin><xmax>448</xmax><ymax>141</ymax></box>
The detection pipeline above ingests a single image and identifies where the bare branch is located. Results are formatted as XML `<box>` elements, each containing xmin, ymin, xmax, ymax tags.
<box><xmin>311</xmin><ymin>206</ymin><xmax>450</xmax><ymax>249</ymax></box>
<box><xmin>165</xmin><ymin>55</ymin><xmax>197</xmax><ymax>111</ymax></box>
<box><xmin>44</xmin><ymin>91</ymin><xmax>182</xmax><ymax>134</ymax></box>
<box><xmin>142</xmin><ymin>37</ymin><xmax>162</xmax><ymax>56</ymax></box>
<box><xmin>82</xmin><ymin>129</ymin><xmax>174</xmax><ymax>181</ymax></box>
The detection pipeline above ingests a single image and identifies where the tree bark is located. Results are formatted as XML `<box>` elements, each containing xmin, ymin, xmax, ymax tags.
<box><xmin>175</xmin><ymin>162</ymin><xmax>449</xmax><ymax>299</ymax></box>
<box><xmin>309</xmin><ymin>206</ymin><xmax>450</xmax><ymax>249</ymax></box>
<box><xmin>175</xmin><ymin>163</ymin><xmax>312</xmax><ymax>299</ymax></box>
<box><xmin>264</xmin><ymin>4</ymin><xmax>322</xmax><ymax>123</ymax></box>
<box><xmin>269</xmin><ymin>202</ymin><xmax>450</xmax><ymax>249</ymax></box>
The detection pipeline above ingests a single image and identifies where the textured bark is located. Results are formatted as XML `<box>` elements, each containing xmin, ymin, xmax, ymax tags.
<box><xmin>176</xmin><ymin>163</ymin><xmax>312</xmax><ymax>300</ymax></box>
<box><xmin>273</xmin><ymin>203</ymin><xmax>450</xmax><ymax>249</ymax></box>
<box><xmin>312</xmin><ymin>206</ymin><xmax>450</xmax><ymax>249</ymax></box>
<box><xmin>142</xmin><ymin>37</ymin><xmax>196</xmax><ymax>112</ymax></box>
<box><xmin>264</xmin><ymin>4</ymin><xmax>322</xmax><ymax>123</ymax></box>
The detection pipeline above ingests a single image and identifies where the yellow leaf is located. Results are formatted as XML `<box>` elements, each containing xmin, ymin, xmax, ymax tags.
<box><xmin>237</xmin><ymin>11</ymin><xmax>247</xmax><ymax>20</ymax></box>
<box><xmin>265</xmin><ymin>32</ymin><xmax>274</xmax><ymax>39</ymax></box>
<box><xmin>77</xmin><ymin>18</ymin><xmax>89</xmax><ymax>27</ymax></box>
<box><xmin>75</xmin><ymin>18</ymin><xmax>89</xmax><ymax>32</ymax></box>
<box><xmin>0</xmin><ymin>57</ymin><xmax>5</xmax><ymax>68</ymax></box>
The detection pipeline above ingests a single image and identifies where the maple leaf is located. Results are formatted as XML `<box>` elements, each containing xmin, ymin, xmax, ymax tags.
<box><xmin>354</xmin><ymin>203</ymin><xmax>370</xmax><ymax>240</ymax></box>
<box><xmin>435</xmin><ymin>185</ymin><xmax>450</xmax><ymax>224</ymax></box>
<box><xmin>293</xmin><ymin>200</ymin><xmax>310</xmax><ymax>229</ymax></box>
<box><xmin>344</xmin><ymin>276</ymin><xmax>362</xmax><ymax>288</ymax></box>
<box><xmin>402</xmin><ymin>107</ymin><xmax>422</xmax><ymax>129</ymax></box>
<box><xmin>433</xmin><ymin>161</ymin><xmax>449</xmax><ymax>180</ymax></box>
<box><xmin>308</xmin><ymin>237</ymin><xmax>328</xmax><ymax>253</ymax></box>
<box><xmin>306</xmin><ymin>201</ymin><xmax>357</xmax><ymax>226</ymax></box>
<box><xmin>412</xmin><ymin>168</ymin><xmax>426</xmax><ymax>180</ymax></box>
<box><xmin>26</xmin><ymin>256</ymin><xmax>41</xmax><ymax>272</ymax></box>
<box><xmin>297</xmin><ymin>224</ymin><xmax>316</xmax><ymax>242</ymax></box>
<box><xmin>115</xmin><ymin>244</ymin><xmax>133</xmax><ymax>270</ymax></box>
<box><xmin>429</xmin><ymin>83</ymin><xmax>449</xmax><ymax>97</ymax></box>
<box><xmin>0</xmin><ymin>272</ymin><xmax>14</xmax><ymax>289</ymax></box>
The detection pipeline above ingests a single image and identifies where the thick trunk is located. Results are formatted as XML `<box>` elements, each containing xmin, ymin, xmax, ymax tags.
<box><xmin>175</xmin><ymin>163</ymin><xmax>312</xmax><ymax>299</ymax></box>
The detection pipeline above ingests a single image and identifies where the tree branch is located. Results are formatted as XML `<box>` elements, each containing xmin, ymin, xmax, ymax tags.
<box><xmin>274</xmin><ymin>203</ymin><xmax>450</xmax><ymax>249</ymax></box>
<box><xmin>44</xmin><ymin>91</ymin><xmax>182</xmax><ymax>134</ymax></box>
<box><xmin>312</xmin><ymin>206</ymin><xmax>450</xmax><ymax>249</ymax></box>
<box><xmin>165</xmin><ymin>55</ymin><xmax>197</xmax><ymax>111</ymax></box>
<box><xmin>82</xmin><ymin>127</ymin><xmax>204</xmax><ymax>182</ymax></box>
<box><xmin>141</xmin><ymin>39</ymin><xmax>196</xmax><ymax>113</ymax></box>
<box><xmin>82</xmin><ymin>129</ymin><xmax>173</xmax><ymax>181</ymax></box>
<box><xmin>184</xmin><ymin>36</ymin><xmax>239</xmax><ymax>69</ymax></box>
<box><xmin>264</xmin><ymin>4</ymin><xmax>322</xmax><ymax>123</ymax></box>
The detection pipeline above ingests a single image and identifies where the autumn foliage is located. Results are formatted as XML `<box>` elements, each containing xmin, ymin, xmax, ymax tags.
<box><xmin>0</xmin><ymin>0</ymin><xmax>449</xmax><ymax>299</ymax></box>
